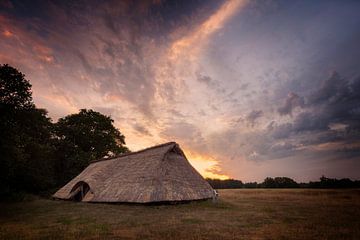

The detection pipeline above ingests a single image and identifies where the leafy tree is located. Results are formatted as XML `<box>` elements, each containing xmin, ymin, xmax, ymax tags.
<box><xmin>262</xmin><ymin>177</ymin><xmax>298</xmax><ymax>188</ymax></box>
<box><xmin>7</xmin><ymin>109</ymin><xmax>55</xmax><ymax>192</ymax></box>
<box><xmin>1</xmin><ymin>64</ymin><xmax>130</xmax><ymax>197</ymax></box>
<box><xmin>0</xmin><ymin>64</ymin><xmax>33</xmax><ymax>109</ymax></box>
<box><xmin>54</xmin><ymin>109</ymin><xmax>129</xmax><ymax>185</ymax></box>
<box><xmin>206</xmin><ymin>178</ymin><xmax>243</xmax><ymax>189</ymax></box>
<box><xmin>262</xmin><ymin>177</ymin><xmax>276</xmax><ymax>188</ymax></box>
<box><xmin>0</xmin><ymin>64</ymin><xmax>54</xmax><ymax>198</ymax></box>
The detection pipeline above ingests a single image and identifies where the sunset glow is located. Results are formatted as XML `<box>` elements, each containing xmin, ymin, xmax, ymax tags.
<box><xmin>1</xmin><ymin>0</ymin><xmax>360</xmax><ymax>181</ymax></box>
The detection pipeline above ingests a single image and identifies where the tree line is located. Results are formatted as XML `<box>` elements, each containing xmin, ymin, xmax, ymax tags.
<box><xmin>0</xmin><ymin>64</ymin><xmax>129</xmax><ymax>199</ymax></box>
<box><xmin>207</xmin><ymin>176</ymin><xmax>360</xmax><ymax>189</ymax></box>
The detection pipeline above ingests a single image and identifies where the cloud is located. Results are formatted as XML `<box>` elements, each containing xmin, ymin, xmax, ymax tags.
<box><xmin>270</xmin><ymin>72</ymin><xmax>360</xmax><ymax>152</ymax></box>
<box><xmin>167</xmin><ymin>109</ymin><xmax>186</xmax><ymax>118</ymax></box>
<box><xmin>2</xmin><ymin>0</ymin><xmax>360</xmax><ymax>181</ymax></box>
<box><xmin>292</xmin><ymin>111</ymin><xmax>329</xmax><ymax>133</ymax></box>
<box><xmin>203</xmin><ymin>71</ymin><xmax>360</xmax><ymax>180</ymax></box>
<box><xmin>197</xmin><ymin>73</ymin><xmax>213</xmax><ymax>85</ymax></box>
<box><xmin>271</xmin><ymin>123</ymin><xmax>293</xmax><ymax>139</ymax></box>
<box><xmin>133</xmin><ymin>123</ymin><xmax>152</xmax><ymax>136</ymax></box>
<box><xmin>308</xmin><ymin>72</ymin><xmax>350</xmax><ymax>106</ymax></box>
<box><xmin>239</xmin><ymin>83</ymin><xmax>249</xmax><ymax>90</ymax></box>
<box><xmin>277</xmin><ymin>92</ymin><xmax>304</xmax><ymax>116</ymax></box>
<box><xmin>0</xmin><ymin>0</ymin><xmax>250</xmax><ymax>180</ymax></box>
<box><xmin>246</xmin><ymin>110</ymin><xmax>263</xmax><ymax>126</ymax></box>
<box><xmin>161</xmin><ymin>121</ymin><xmax>203</xmax><ymax>143</ymax></box>
<box><xmin>306</xmin><ymin>73</ymin><xmax>360</xmax><ymax>134</ymax></box>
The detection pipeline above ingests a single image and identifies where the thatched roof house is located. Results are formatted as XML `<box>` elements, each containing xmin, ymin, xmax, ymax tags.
<box><xmin>53</xmin><ymin>142</ymin><xmax>215</xmax><ymax>203</ymax></box>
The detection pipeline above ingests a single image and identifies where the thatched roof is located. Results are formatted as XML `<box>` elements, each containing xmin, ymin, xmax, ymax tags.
<box><xmin>53</xmin><ymin>142</ymin><xmax>215</xmax><ymax>203</ymax></box>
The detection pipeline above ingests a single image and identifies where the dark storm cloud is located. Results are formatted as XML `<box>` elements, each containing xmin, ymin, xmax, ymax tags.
<box><xmin>270</xmin><ymin>72</ymin><xmax>360</xmax><ymax>154</ymax></box>
<box><xmin>292</xmin><ymin>111</ymin><xmax>329</xmax><ymax>133</ymax></box>
<box><xmin>304</xmin><ymin>73</ymin><xmax>360</xmax><ymax>134</ymax></box>
<box><xmin>308</xmin><ymin>72</ymin><xmax>351</xmax><ymax>106</ymax></box>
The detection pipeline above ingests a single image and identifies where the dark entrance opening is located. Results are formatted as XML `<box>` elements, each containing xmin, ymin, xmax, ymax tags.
<box><xmin>70</xmin><ymin>181</ymin><xmax>90</xmax><ymax>202</ymax></box>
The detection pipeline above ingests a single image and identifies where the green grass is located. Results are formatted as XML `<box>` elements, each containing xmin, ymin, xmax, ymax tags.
<box><xmin>1</xmin><ymin>189</ymin><xmax>360</xmax><ymax>239</ymax></box>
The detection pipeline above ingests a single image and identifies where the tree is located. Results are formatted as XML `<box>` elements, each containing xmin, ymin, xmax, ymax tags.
<box><xmin>206</xmin><ymin>178</ymin><xmax>243</xmax><ymax>189</ymax></box>
<box><xmin>0</xmin><ymin>64</ymin><xmax>130</xmax><ymax>197</ymax></box>
<box><xmin>0</xmin><ymin>64</ymin><xmax>54</xmax><ymax>198</ymax></box>
<box><xmin>262</xmin><ymin>177</ymin><xmax>298</xmax><ymax>188</ymax></box>
<box><xmin>262</xmin><ymin>177</ymin><xmax>277</xmax><ymax>188</ymax></box>
<box><xmin>0</xmin><ymin>64</ymin><xmax>33</xmax><ymax>109</ymax></box>
<box><xmin>243</xmin><ymin>182</ymin><xmax>258</xmax><ymax>188</ymax></box>
<box><xmin>54</xmin><ymin>109</ymin><xmax>129</xmax><ymax>185</ymax></box>
<box><xmin>307</xmin><ymin>176</ymin><xmax>359</xmax><ymax>188</ymax></box>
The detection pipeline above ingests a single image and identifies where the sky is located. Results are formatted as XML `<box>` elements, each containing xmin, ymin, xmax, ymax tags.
<box><xmin>1</xmin><ymin>0</ymin><xmax>360</xmax><ymax>182</ymax></box>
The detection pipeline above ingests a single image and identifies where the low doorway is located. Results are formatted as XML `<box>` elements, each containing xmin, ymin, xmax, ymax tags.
<box><xmin>70</xmin><ymin>181</ymin><xmax>90</xmax><ymax>201</ymax></box>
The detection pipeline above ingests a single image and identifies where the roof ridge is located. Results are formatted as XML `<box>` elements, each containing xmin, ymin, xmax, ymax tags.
<box><xmin>90</xmin><ymin>141</ymin><xmax>177</xmax><ymax>164</ymax></box>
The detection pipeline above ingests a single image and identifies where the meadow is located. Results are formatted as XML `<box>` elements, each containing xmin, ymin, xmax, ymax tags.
<box><xmin>1</xmin><ymin>189</ymin><xmax>359</xmax><ymax>240</ymax></box>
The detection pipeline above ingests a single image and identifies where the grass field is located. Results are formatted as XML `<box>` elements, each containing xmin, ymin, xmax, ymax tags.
<box><xmin>1</xmin><ymin>189</ymin><xmax>360</xmax><ymax>240</ymax></box>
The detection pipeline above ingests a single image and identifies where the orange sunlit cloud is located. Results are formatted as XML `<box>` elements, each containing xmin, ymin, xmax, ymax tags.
<box><xmin>3</xmin><ymin>29</ymin><xmax>13</xmax><ymax>37</ymax></box>
<box><xmin>169</xmin><ymin>0</ymin><xmax>247</xmax><ymax>59</ymax></box>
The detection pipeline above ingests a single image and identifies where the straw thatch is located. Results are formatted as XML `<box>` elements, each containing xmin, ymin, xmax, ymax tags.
<box><xmin>53</xmin><ymin>142</ymin><xmax>215</xmax><ymax>203</ymax></box>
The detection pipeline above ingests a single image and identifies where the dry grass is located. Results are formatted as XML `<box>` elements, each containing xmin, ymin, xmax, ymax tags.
<box><xmin>1</xmin><ymin>189</ymin><xmax>360</xmax><ymax>240</ymax></box>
